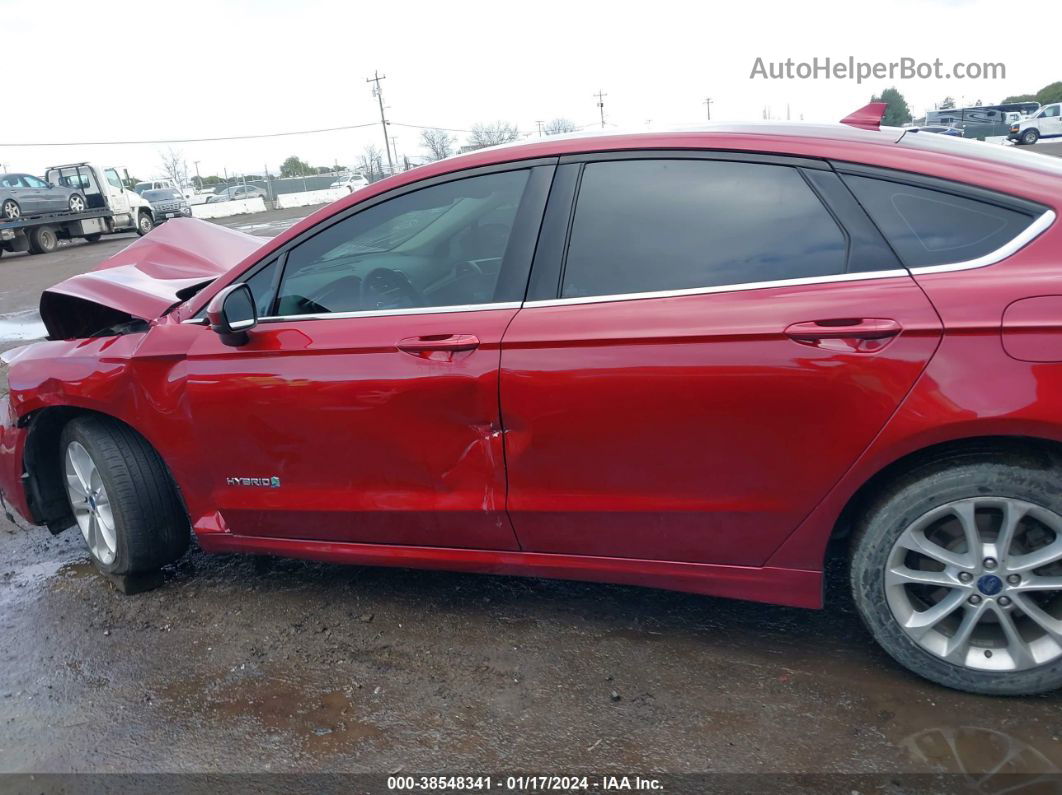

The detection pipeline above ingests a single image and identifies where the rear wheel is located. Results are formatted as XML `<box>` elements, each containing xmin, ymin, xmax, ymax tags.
<box><xmin>28</xmin><ymin>225</ymin><xmax>58</xmax><ymax>254</ymax></box>
<box><xmin>1021</xmin><ymin>128</ymin><xmax>1040</xmax><ymax>145</ymax></box>
<box><xmin>1</xmin><ymin>199</ymin><xmax>20</xmax><ymax>220</ymax></box>
<box><xmin>851</xmin><ymin>457</ymin><xmax>1062</xmax><ymax>695</ymax></box>
<box><xmin>136</xmin><ymin>211</ymin><xmax>154</xmax><ymax>236</ymax></box>
<box><xmin>68</xmin><ymin>193</ymin><xmax>86</xmax><ymax>213</ymax></box>
<box><xmin>60</xmin><ymin>416</ymin><xmax>189</xmax><ymax>577</ymax></box>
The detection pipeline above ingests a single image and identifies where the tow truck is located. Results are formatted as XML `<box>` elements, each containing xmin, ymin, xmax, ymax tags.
<box><xmin>0</xmin><ymin>163</ymin><xmax>155</xmax><ymax>257</ymax></box>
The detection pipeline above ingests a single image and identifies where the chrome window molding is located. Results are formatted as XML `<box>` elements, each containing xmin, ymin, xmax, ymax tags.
<box><xmin>522</xmin><ymin>269</ymin><xmax>910</xmax><ymax>309</ymax></box>
<box><xmin>906</xmin><ymin>209</ymin><xmax>1055</xmax><ymax>275</ymax></box>
<box><xmin>178</xmin><ymin>209</ymin><xmax>1054</xmax><ymax>322</ymax></box>
<box><xmin>255</xmin><ymin>301</ymin><xmax>522</xmax><ymax>323</ymax></box>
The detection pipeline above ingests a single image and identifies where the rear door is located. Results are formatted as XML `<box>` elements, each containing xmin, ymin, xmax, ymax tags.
<box><xmin>500</xmin><ymin>154</ymin><xmax>943</xmax><ymax>566</ymax></box>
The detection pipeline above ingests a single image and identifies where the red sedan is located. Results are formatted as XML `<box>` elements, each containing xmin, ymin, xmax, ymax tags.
<box><xmin>3</xmin><ymin>104</ymin><xmax>1062</xmax><ymax>695</ymax></box>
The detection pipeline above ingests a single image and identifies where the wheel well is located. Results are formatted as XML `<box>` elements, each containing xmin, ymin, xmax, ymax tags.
<box><xmin>22</xmin><ymin>406</ymin><xmax>184</xmax><ymax>534</ymax></box>
<box><xmin>830</xmin><ymin>435</ymin><xmax>1062</xmax><ymax>545</ymax></box>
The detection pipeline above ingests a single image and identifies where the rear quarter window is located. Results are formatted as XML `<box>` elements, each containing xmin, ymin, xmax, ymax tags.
<box><xmin>840</xmin><ymin>174</ymin><xmax>1039</xmax><ymax>268</ymax></box>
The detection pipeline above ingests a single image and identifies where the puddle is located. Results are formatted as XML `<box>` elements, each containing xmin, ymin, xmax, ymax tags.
<box><xmin>0</xmin><ymin>310</ymin><xmax>46</xmax><ymax>342</ymax></box>
<box><xmin>161</xmin><ymin>670</ymin><xmax>382</xmax><ymax>757</ymax></box>
<box><xmin>901</xmin><ymin>726</ymin><xmax>1061</xmax><ymax>789</ymax></box>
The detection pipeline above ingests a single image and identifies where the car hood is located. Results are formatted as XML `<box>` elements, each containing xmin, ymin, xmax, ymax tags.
<box><xmin>39</xmin><ymin>217</ymin><xmax>264</xmax><ymax>339</ymax></box>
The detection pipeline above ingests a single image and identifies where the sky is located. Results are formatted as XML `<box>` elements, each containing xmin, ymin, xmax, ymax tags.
<box><xmin>1</xmin><ymin>0</ymin><xmax>1057</xmax><ymax>181</ymax></box>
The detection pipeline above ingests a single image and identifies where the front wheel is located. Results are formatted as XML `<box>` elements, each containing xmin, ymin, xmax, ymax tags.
<box><xmin>851</xmin><ymin>456</ymin><xmax>1062</xmax><ymax>695</ymax></box>
<box><xmin>84</xmin><ymin>233</ymin><xmax>102</xmax><ymax>243</ymax></box>
<box><xmin>136</xmin><ymin>211</ymin><xmax>154</xmax><ymax>236</ymax></box>
<box><xmin>60</xmin><ymin>416</ymin><xmax>189</xmax><ymax>577</ymax></box>
<box><xmin>1021</xmin><ymin>129</ymin><xmax>1040</xmax><ymax>145</ymax></box>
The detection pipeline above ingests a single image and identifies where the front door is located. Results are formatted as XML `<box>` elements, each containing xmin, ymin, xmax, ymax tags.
<box><xmin>185</xmin><ymin>163</ymin><xmax>553</xmax><ymax>549</ymax></box>
<box><xmin>1038</xmin><ymin>104</ymin><xmax>1062</xmax><ymax>138</ymax></box>
<box><xmin>500</xmin><ymin>156</ymin><xmax>943</xmax><ymax>566</ymax></box>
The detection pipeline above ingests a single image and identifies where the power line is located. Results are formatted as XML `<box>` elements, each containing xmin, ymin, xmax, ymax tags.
<box><xmin>0</xmin><ymin>122</ymin><xmax>379</xmax><ymax>147</ymax></box>
<box><xmin>390</xmin><ymin>122</ymin><xmax>475</xmax><ymax>133</ymax></box>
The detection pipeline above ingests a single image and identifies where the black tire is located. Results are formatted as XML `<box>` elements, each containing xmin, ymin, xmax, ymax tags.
<box><xmin>136</xmin><ymin>211</ymin><xmax>154</xmax><ymax>236</ymax></box>
<box><xmin>28</xmin><ymin>225</ymin><xmax>58</xmax><ymax>255</ymax></box>
<box><xmin>84</xmin><ymin>233</ymin><xmax>102</xmax><ymax>243</ymax></box>
<box><xmin>1021</xmin><ymin>128</ymin><xmax>1040</xmax><ymax>145</ymax></box>
<box><xmin>1</xmin><ymin>199</ymin><xmax>20</xmax><ymax>220</ymax></box>
<box><xmin>60</xmin><ymin>415</ymin><xmax>189</xmax><ymax>577</ymax></box>
<box><xmin>68</xmin><ymin>193</ymin><xmax>87</xmax><ymax>213</ymax></box>
<box><xmin>851</xmin><ymin>454</ymin><xmax>1062</xmax><ymax>695</ymax></box>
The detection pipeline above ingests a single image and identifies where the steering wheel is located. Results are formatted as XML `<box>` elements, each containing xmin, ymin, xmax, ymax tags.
<box><xmin>454</xmin><ymin>260</ymin><xmax>484</xmax><ymax>278</ymax></box>
<box><xmin>363</xmin><ymin>267</ymin><xmax>423</xmax><ymax>309</ymax></box>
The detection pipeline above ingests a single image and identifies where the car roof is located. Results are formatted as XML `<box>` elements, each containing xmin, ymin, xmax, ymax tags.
<box><xmin>447</xmin><ymin>121</ymin><xmax>906</xmax><ymax>162</ymax></box>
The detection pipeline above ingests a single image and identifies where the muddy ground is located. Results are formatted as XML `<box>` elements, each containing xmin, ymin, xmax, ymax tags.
<box><xmin>1</xmin><ymin>204</ymin><xmax>1060</xmax><ymax>786</ymax></box>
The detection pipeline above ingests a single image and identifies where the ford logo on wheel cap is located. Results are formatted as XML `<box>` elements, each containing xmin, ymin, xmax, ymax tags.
<box><xmin>978</xmin><ymin>574</ymin><xmax>1004</xmax><ymax>596</ymax></box>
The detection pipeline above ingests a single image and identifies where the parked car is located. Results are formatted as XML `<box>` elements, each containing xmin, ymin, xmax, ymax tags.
<box><xmin>1009</xmin><ymin>103</ymin><xmax>1062</xmax><ymax>145</ymax></box>
<box><xmin>141</xmin><ymin>188</ymin><xmax>192</xmax><ymax>223</ymax></box>
<box><xmin>5</xmin><ymin>104</ymin><xmax>1062</xmax><ymax>696</ymax></box>
<box><xmin>0</xmin><ymin>173</ymin><xmax>86</xmax><ymax>220</ymax></box>
<box><xmin>134</xmin><ymin>179</ymin><xmax>194</xmax><ymax>202</ymax></box>
<box><xmin>330</xmin><ymin>173</ymin><xmax>370</xmax><ymax>193</ymax></box>
<box><xmin>914</xmin><ymin>125</ymin><xmax>964</xmax><ymax>137</ymax></box>
<box><xmin>207</xmin><ymin>185</ymin><xmax>266</xmax><ymax>203</ymax></box>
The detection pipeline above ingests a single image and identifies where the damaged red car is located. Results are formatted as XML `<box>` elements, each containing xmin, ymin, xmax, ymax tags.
<box><xmin>3</xmin><ymin>103</ymin><xmax>1062</xmax><ymax>695</ymax></box>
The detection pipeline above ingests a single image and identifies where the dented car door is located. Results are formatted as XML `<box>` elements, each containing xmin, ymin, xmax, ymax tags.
<box><xmin>182</xmin><ymin>163</ymin><xmax>554</xmax><ymax>549</ymax></box>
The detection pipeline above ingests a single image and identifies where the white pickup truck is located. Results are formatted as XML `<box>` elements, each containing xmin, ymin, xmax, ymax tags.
<box><xmin>0</xmin><ymin>163</ymin><xmax>156</xmax><ymax>256</ymax></box>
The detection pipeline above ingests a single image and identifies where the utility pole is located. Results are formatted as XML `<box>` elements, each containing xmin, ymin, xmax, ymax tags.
<box><xmin>193</xmin><ymin>160</ymin><xmax>202</xmax><ymax>189</ymax></box>
<box><xmin>367</xmin><ymin>70</ymin><xmax>394</xmax><ymax>174</ymax></box>
<box><xmin>535</xmin><ymin>120</ymin><xmax>544</xmax><ymax>137</ymax></box>
<box><xmin>390</xmin><ymin>136</ymin><xmax>400</xmax><ymax>172</ymax></box>
<box><xmin>595</xmin><ymin>90</ymin><xmax>607</xmax><ymax>128</ymax></box>
<box><xmin>703</xmin><ymin>97</ymin><xmax>713</xmax><ymax>120</ymax></box>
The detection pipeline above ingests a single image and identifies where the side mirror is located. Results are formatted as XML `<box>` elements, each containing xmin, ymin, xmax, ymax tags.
<box><xmin>206</xmin><ymin>283</ymin><xmax>257</xmax><ymax>347</ymax></box>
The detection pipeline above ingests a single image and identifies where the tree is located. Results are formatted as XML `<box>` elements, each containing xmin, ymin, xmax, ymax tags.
<box><xmin>420</xmin><ymin>128</ymin><xmax>455</xmax><ymax>161</ymax></box>
<box><xmin>466</xmin><ymin>121</ymin><xmax>520</xmax><ymax>150</ymax></box>
<box><xmin>158</xmin><ymin>147</ymin><xmax>188</xmax><ymax>187</ymax></box>
<box><xmin>871</xmin><ymin>87</ymin><xmax>912</xmax><ymax>127</ymax></box>
<box><xmin>1036</xmin><ymin>81</ymin><xmax>1062</xmax><ymax>106</ymax></box>
<box><xmin>938</xmin><ymin>96</ymin><xmax>956</xmax><ymax>110</ymax></box>
<box><xmin>122</xmin><ymin>175</ymin><xmax>141</xmax><ymax>190</ymax></box>
<box><xmin>279</xmin><ymin>155</ymin><xmax>313</xmax><ymax>178</ymax></box>
<box><xmin>358</xmin><ymin>145</ymin><xmax>385</xmax><ymax>182</ymax></box>
<box><xmin>1002</xmin><ymin>93</ymin><xmax>1037</xmax><ymax>104</ymax></box>
<box><xmin>543</xmin><ymin>118</ymin><xmax>577</xmax><ymax>135</ymax></box>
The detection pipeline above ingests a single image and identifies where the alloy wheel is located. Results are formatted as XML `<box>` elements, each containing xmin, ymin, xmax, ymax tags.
<box><xmin>2</xmin><ymin>201</ymin><xmax>19</xmax><ymax>220</ymax></box>
<box><xmin>64</xmin><ymin>441</ymin><xmax>117</xmax><ymax>565</ymax></box>
<box><xmin>886</xmin><ymin>497</ymin><xmax>1062</xmax><ymax>672</ymax></box>
<box><xmin>69</xmin><ymin>195</ymin><xmax>85</xmax><ymax>212</ymax></box>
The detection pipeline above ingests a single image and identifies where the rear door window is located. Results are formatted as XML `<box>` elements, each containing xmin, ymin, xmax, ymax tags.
<box><xmin>559</xmin><ymin>159</ymin><xmax>848</xmax><ymax>299</ymax></box>
<box><xmin>841</xmin><ymin>175</ymin><xmax>1039</xmax><ymax>268</ymax></box>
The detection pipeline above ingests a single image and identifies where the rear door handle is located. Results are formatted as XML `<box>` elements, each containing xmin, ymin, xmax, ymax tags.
<box><xmin>785</xmin><ymin>318</ymin><xmax>902</xmax><ymax>341</ymax></box>
<box><xmin>397</xmin><ymin>334</ymin><xmax>480</xmax><ymax>356</ymax></box>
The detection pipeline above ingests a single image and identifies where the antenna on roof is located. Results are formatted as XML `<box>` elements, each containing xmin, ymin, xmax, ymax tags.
<box><xmin>840</xmin><ymin>102</ymin><xmax>887</xmax><ymax>130</ymax></box>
